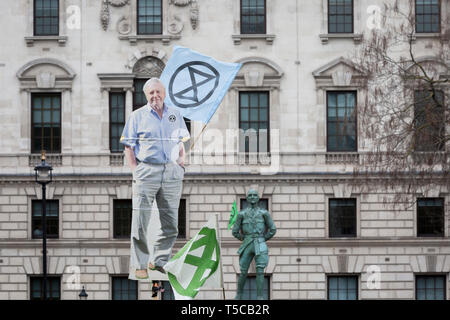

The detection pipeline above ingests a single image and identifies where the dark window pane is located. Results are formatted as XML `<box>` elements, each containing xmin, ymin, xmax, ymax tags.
<box><xmin>417</xmin><ymin>198</ymin><xmax>444</xmax><ymax>237</ymax></box>
<box><xmin>414</xmin><ymin>90</ymin><xmax>445</xmax><ymax>151</ymax></box>
<box><xmin>240</xmin><ymin>276</ymin><xmax>270</xmax><ymax>300</ymax></box>
<box><xmin>327</xmin><ymin>91</ymin><xmax>357</xmax><ymax>152</ymax></box>
<box><xmin>112</xmin><ymin>277</ymin><xmax>138</xmax><ymax>300</ymax></box>
<box><xmin>133</xmin><ymin>79</ymin><xmax>149</xmax><ymax>110</ymax></box>
<box><xmin>241</xmin><ymin>0</ymin><xmax>266</xmax><ymax>34</ymax></box>
<box><xmin>110</xmin><ymin>92</ymin><xmax>126</xmax><ymax>153</ymax></box>
<box><xmin>239</xmin><ymin>92</ymin><xmax>270</xmax><ymax>153</ymax></box>
<box><xmin>328</xmin><ymin>0</ymin><xmax>353</xmax><ymax>33</ymax></box>
<box><xmin>328</xmin><ymin>276</ymin><xmax>358</xmax><ymax>300</ymax></box>
<box><xmin>34</xmin><ymin>0</ymin><xmax>59</xmax><ymax>36</ymax></box>
<box><xmin>30</xmin><ymin>277</ymin><xmax>61</xmax><ymax>300</ymax></box>
<box><xmin>329</xmin><ymin>199</ymin><xmax>356</xmax><ymax>237</ymax></box>
<box><xmin>416</xmin><ymin>275</ymin><xmax>446</xmax><ymax>300</ymax></box>
<box><xmin>113</xmin><ymin>200</ymin><xmax>132</xmax><ymax>238</ymax></box>
<box><xmin>178</xmin><ymin>199</ymin><xmax>186</xmax><ymax>239</ymax></box>
<box><xmin>415</xmin><ymin>0</ymin><xmax>440</xmax><ymax>33</ymax></box>
<box><xmin>137</xmin><ymin>0</ymin><xmax>162</xmax><ymax>35</ymax></box>
<box><xmin>32</xmin><ymin>200</ymin><xmax>59</xmax><ymax>239</ymax></box>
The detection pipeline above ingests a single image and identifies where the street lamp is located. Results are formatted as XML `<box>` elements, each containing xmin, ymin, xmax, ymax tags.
<box><xmin>79</xmin><ymin>286</ymin><xmax>88</xmax><ymax>300</ymax></box>
<box><xmin>34</xmin><ymin>150</ymin><xmax>53</xmax><ymax>300</ymax></box>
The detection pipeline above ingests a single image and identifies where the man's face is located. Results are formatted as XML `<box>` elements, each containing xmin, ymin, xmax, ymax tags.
<box><xmin>145</xmin><ymin>82</ymin><xmax>166</xmax><ymax>110</ymax></box>
<box><xmin>247</xmin><ymin>190</ymin><xmax>259</xmax><ymax>205</ymax></box>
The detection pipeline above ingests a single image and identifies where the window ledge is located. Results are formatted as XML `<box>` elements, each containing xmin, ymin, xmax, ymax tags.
<box><xmin>232</xmin><ymin>34</ymin><xmax>276</xmax><ymax>45</ymax></box>
<box><xmin>408</xmin><ymin>33</ymin><xmax>448</xmax><ymax>42</ymax></box>
<box><xmin>118</xmin><ymin>34</ymin><xmax>180</xmax><ymax>46</ymax></box>
<box><xmin>319</xmin><ymin>33</ymin><xmax>363</xmax><ymax>44</ymax></box>
<box><xmin>29</xmin><ymin>154</ymin><xmax>63</xmax><ymax>167</ymax></box>
<box><xmin>24</xmin><ymin>36</ymin><xmax>68</xmax><ymax>47</ymax></box>
<box><xmin>325</xmin><ymin>152</ymin><xmax>359</xmax><ymax>164</ymax></box>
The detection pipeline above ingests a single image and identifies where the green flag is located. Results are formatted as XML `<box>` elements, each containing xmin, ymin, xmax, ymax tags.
<box><xmin>164</xmin><ymin>215</ymin><xmax>221</xmax><ymax>300</ymax></box>
<box><xmin>228</xmin><ymin>201</ymin><xmax>238</xmax><ymax>230</ymax></box>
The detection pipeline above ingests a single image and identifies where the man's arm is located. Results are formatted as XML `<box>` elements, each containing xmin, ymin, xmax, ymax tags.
<box><xmin>232</xmin><ymin>213</ymin><xmax>244</xmax><ymax>241</ymax></box>
<box><xmin>124</xmin><ymin>146</ymin><xmax>137</xmax><ymax>172</ymax></box>
<box><xmin>263</xmin><ymin>211</ymin><xmax>276</xmax><ymax>241</ymax></box>
<box><xmin>178</xmin><ymin>142</ymin><xmax>185</xmax><ymax>168</ymax></box>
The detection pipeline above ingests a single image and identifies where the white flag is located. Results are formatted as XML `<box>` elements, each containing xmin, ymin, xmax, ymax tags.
<box><xmin>164</xmin><ymin>215</ymin><xmax>222</xmax><ymax>300</ymax></box>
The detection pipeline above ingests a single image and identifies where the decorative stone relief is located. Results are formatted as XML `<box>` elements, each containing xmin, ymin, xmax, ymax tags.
<box><xmin>125</xmin><ymin>47</ymin><xmax>167</xmax><ymax>70</ymax></box>
<box><xmin>169</xmin><ymin>0</ymin><xmax>199</xmax><ymax>30</ymax></box>
<box><xmin>100</xmin><ymin>0</ymin><xmax>130</xmax><ymax>31</ymax></box>
<box><xmin>36</xmin><ymin>72</ymin><xmax>56</xmax><ymax>88</ymax></box>
<box><xmin>133</xmin><ymin>56</ymin><xmax>166</xmax><ymax>78</ymax></box>
<box><xmin>168</xmin><ymin>14</ymin><xmax>183</xmax><ymax>35</ymax></box>
<box><xmin>331</xmin><ymin>70</ymin><xmax>352</xmax><ymax>86</ymax></box>
<box><xmin>116</xmin><ymin>16</ymin><xmax>131</xmax><ymax>35</ymax></box>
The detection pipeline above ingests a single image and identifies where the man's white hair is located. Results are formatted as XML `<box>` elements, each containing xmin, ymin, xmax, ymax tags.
<box><xmin>143</xmin><ymin>77</ymin><xmax>165</xmax><ymax>94</ymax></box>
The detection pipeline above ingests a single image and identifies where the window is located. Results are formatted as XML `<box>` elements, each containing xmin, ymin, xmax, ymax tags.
<box><xmin>133</xmin><ymin>79</ymin><xmax>149</xmax><ymax>111</ymax></box>
<box><xmin>416</xmin><ymin>275</ymin><xmax>446</xmax><ymax>300</ymax></box>
<box><xmin>178</xmin><ymin>198</ymin><xmax>186</xmax><ymax>239</ymax></box>
<box><xmin>328</xmin><ymin>0</ymin><xmax>353</xmax><ymax>33</ymax></box>
<box><xmin>161</xmin><ymin>281</ymin><xmax>175</xmax><ymax>300</ymax></box>
<box><xmin>32</xmin><ymin>93</ymin><xmax>61</xmax><ymax>154</ymax></box>
<box><xmin>417</xmin><ymin>198</ymin><xmax>444</xmax><ymax>237</ymax></box>
<box><xmin>30</xmin><ymin>276</ymin><xmax>61</xmax><ymax>300</ymax></box>
<box><xmin>32</xmin><ymin>200</ymin><xmax>59</xmax><ymax>239</ymax></box>
<box><xmin>113</xmin><ymin>200</ymin><xmax>132</xmax><ymax>239</ymax></box>
<box><xmin>414</xmin><ymin>90</ymin><xmax>445</xmax><ymax>151</ymax></box>
<box><xmin>34</xmin><ymin>0</ymin><xmax>59</xmax><ymax>36</ymax></box>
<box><xmin>239</xmin><ymin>92</ymin><xmax>270</xmax><ymax>153</ymax></box>
<box><xmin>328</xmin><ymin>276</ymin><xmax>358</xmax><ymax>300</ymax></box>
<box><xmin>110</xmin><ymin>92</ymin><xmax>126</xmax><ymax>153</ymax></box>
<box><xmin>415</xmin><ymin>0</ymin><xmax>440</xmax><ymax>33</ymax></box>
<box><xmin>240</xmin><ymin>276</ymin><xmax>270</xmax><ymax>300</ymax></box>
<box><xmin>327</xmin><ymin>91</ymin><xmax>357</xmax><ymax>152</ymax></box>
<box><xmin>137</xmin><ymin>0</ymin><xmax>162</xmax><ymax>35</ymax></box>
<box><xmin>241</xmin><ymin>0</ymin><xmax>266</xmax><ymax>34</ymax></box>
<box><xmin>112</xmin><ymin>276</ymin><xmax>138</xmax><ymax>300</ymax></box>
<box><xmin>240</xmin><ymin>198</ymin><xmax>269</xmax><ymax>210</ymax></box>
<box><xmin>329</xmin><ymin>199</ymin><xmax>357</xmax><ymax>238</ymax></box>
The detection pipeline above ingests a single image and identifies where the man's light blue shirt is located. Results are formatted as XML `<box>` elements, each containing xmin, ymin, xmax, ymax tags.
<box><xmin>120</xmin><ymin>103</ymin><xmax>190</xmax><ymax>164</ymax></box>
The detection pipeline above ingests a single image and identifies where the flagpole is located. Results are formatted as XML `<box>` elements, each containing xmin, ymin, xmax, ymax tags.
<box><xmin>189</xmin><ymin>122</ymin><xmax>208</xmax><ymax>151</ymax></box>
<box><xmin>215</xmin><ymin>212</ymin><xmax>226</xmax><ymax>300</ymax></box>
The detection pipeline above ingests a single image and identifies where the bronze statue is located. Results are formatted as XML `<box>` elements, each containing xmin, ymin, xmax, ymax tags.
<box><xmin>232</xmin><ymin>189</ymin><xmax>277</xmax><ymax>300</ymax></box>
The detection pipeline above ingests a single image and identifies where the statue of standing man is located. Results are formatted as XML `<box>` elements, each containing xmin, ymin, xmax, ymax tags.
<box><xmin>232</xmin><ymin>189</ymin><xmax>277</xmax><ymax>300</ymax></box>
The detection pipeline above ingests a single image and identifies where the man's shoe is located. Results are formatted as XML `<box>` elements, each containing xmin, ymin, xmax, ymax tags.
<box><xmin>135</xmin><ymin>269</ymin><xmax>149</xmax><ymax>279</ymax></box>
<box><xmin>148</xmin><ymin>263</ymin><xmax>166</xmax><ymax>274</ymax></box>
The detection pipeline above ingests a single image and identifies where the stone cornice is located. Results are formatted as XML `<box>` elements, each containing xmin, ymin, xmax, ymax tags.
<box><xmin>1</xmin><ymin>238</ymin><xmax>449</xmax><ymax>250</ymax></box>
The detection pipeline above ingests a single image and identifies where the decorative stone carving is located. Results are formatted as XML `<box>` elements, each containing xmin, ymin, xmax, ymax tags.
<box><xmin>190</xmin><ymin>0</ymin><xmax>199</xmax><ymax>30</ymax></box>
<box><xmin>126</xmin><ymin>48</ymin><xmax>167</xmax><ymax>70</ymax></box>
<box><xmin>332</xmin><ymin>70</ymin><xmax>352</xmax><ymax>86</ymax></box>
<box><xmin>168</xmin><ymin>15</ymin><xmax>183</xmax><ymax>35</ymax></box>
<box><xmin>170</xmin><ymin>0</ymin><xmax>191</xmax><ymax>6</ymax></box>
<box><xmin>132</xmin><ymin>56</ymin><xmax>166</xmax><ymax>78</ymax></box>
<box><xmin>100</xmin><ymin>0</ymin><xmax>130</xmax><ymax>31</ymax></box>
<box><xmin>169</xmin><ymin>0</ymin><xmax>198</xmax><ymax>30</ymax></box>
<box><xmin>116</xmin><ymin>16</ymin><xmax>131</xmax><ymax>35</ymax></box>
<box><xmin>244</xmin><ymin>70</ymin><xmax>263</xmax><ymax>87</ymax></box>
<box><xmin>36</xmin><ymin>72</ymin><xmax>56</xmax><ymax>88</ymax></box>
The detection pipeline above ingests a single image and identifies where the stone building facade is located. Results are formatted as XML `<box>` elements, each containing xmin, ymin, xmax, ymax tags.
<box><xmin>0</xmin><ymin>0</ymin><xmax>449</xmax><ymax>300</ymax></box>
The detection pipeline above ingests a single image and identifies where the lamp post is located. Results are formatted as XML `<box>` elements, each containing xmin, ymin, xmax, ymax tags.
<box><xmin>34</xmin><ymin>151</ymin><xmax>53</xmax><ymax>300</ymax></box>
<box><xmin>79</xmin><ymin>286</ymin><xmax>88</xmax><ymax>300</ymax></box>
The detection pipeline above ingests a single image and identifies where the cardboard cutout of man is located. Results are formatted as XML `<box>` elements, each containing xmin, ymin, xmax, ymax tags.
<box><xmin>120</xmin><ymin>78</ymin><xmax>190</xmax><ymax>280</ymax></box>
<box><xmin>232</xmin><ymin>189</ymin><xmax>277</xmax><ymax>299</ymax></box>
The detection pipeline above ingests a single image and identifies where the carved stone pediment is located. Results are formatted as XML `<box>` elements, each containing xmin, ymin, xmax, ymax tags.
<box><xmin>233</xmin><ymin>57</ymin><xmax>284</xmax><ymax>88</ymax></box>
<box><xmin>132</xmin><ymin>56</ymin><xmax>165</xmax><ymax>78</ymax></box>
<box><xmin>312</xmin><ymin>57</ymin><xmax>365</xmax><ymax>88</ymax></box>
<box><xmin>17</xmin><ymin>58</ymin><xmax>76</xmax><ymax>90</ymax></box>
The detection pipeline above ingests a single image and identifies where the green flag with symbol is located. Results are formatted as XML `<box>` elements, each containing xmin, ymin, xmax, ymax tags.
<box><xmin>164</xmin><ymin>215</ymin><xmax>222</xmax><ymax>299</ymax></box>
<box><xmin>228</xmin><ymin>201</ymin><xmax>238</xmax><ymax>230</ymax></box>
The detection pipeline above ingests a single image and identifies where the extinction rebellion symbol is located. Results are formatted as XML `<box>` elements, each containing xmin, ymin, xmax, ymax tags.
<box><xmin>168</xmin><ymin>61</ymin><xmax>220</xmax><ymax>108</ymax></box>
